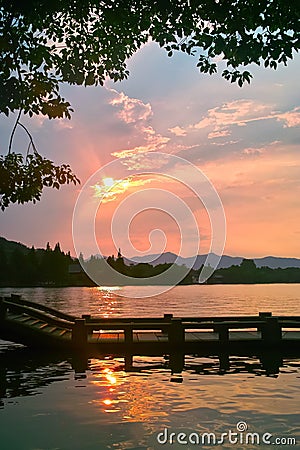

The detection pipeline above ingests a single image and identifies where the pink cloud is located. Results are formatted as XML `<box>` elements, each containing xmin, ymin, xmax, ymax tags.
<box><xmin>179</xmin><ymin>100</ymin><xmax>300</xmax><ymax>143</ymax></box>
<box><xmin>109</xmin><ymin>90</ymin><xmax>152</xmax><ymax>123</ymax></box>
<box><xmin>276</xmin><ymin>107</ymin><xmax>300</xmax><ymax>127</ymax></box>
<box><xmin>168</xmin><ymin>126</ymin><xmax>187</xmax><ymax>136</ymax></box>
<box><xmin>242</xmin><ymin>147</ymin><xmax>264</xmax><ymax>156</ymax></box>
<box><xmin>208</xmin><ymin>129</ymin><xmax>231</xmax><ymax>139</ymax></box>
<box><xmin>191</xmin><ymin>100</ymin><xmax>273</xmax><ymax>136</ymax></box>
<box><xmin>111</xmin><ymin>133</ymin><xmax>170</xmax><ymax>160</ymax></box>
<box><xmin>109</xmin><ymin>88</ymin><xmax>170</xmax><ymax>160</ymax></box>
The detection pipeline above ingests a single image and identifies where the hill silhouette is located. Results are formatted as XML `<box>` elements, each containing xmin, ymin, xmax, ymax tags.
<box><xmin>124</xmin><ymin>252</ymin><xmax>300</xmax><ymax>270</ymax></box>
<box><xmin>1</xmin><ymin>237</ymin><xmax>300</xmax><ymax>286</ymax></box>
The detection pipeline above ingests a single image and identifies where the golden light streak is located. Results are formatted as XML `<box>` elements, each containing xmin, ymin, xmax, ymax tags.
<box><xmin>91</xmin><ymin>176</ymin><xmax>152</xmax><ymax>203</ymax></box>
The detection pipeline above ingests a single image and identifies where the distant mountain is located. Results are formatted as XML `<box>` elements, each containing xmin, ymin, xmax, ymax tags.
<box><xmin>0</xmin><ymin>236</ymin><xmax>30</xmax><ymax>255</ymax></box>
<box><xmin>0</xmin><ymin>237</ymin><xmax>58</xmax><ymax>260</ymax></box>
<box><xmin>254</xmin><ymin>256</ymin><xmax>300</xmax><ymax>269</ymax></box>
<box><xmin>124</xmin><ymin>252</ymin><xmax>300</xmax><ymax>269</ymax></box>
<box><xmin>124</xmin><ymin>253</ymin><xmax>241</xmax><ymax>269</ymax></box>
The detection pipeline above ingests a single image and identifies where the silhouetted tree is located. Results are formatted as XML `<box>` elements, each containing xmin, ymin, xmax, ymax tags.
<box><xmin>79</xmin><ymin>252</ymin><xmax>84</xmax><ymax>265</ymax></box>
<box><xmin>1</xmin><ymin>1</ymin><xmax>299</xmax><ymax>208</ymax></box>
<box><xmin>239</xmin><ymin>259</ymin><xmax>257</xmax><ymax>282</ymax></box>
<box><xmin>25</xmin><ymin>245</ymin><xmax>39</xmax><ymax>284</ymax></box>
<box><xmin>240</xmin><ymin>258</ymin><xmax>257</xmax><ymax>271</ymax></box>
<box><xmin>8</xmin><ymin>249</ymin><xmax>26</xmax><ymax>283</ymax></box>
<box><xmin>0</xmin><ymin>248</ymin><xmax>8</xmax><ymax>282</ymax></box>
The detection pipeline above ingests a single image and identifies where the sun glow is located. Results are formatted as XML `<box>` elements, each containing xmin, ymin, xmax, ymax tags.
<box><xmin>91</xmin><ymin>176</ymin><xmax>152</xmax><ymax>203</ymax></box>
<box><xmin>103</xmin><ymin>177</ymin><xmax>115</xmax><ymax>188</ymax></box>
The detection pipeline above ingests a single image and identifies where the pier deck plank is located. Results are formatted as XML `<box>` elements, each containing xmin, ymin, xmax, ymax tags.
<box><xmin>282</xmin><ymin>331</ymin><xmax>300</xmax><ymax>340</ymax></box>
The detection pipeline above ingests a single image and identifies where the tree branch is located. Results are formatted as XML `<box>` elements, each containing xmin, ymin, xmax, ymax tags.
<box><xmin>18</xmin><ymin>122</ymin><xmax>38</xmax><ymax>154</ymax></box>
<box><xmin>8</xmin><ymin>108</ymin><xmax>22</xmax><ymax>154</ymax></box>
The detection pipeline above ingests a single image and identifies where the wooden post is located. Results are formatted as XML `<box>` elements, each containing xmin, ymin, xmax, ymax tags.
<box><xmin>260</xmin><ymin>351</ymin><xmax>282</xmax><ymax>375</ymax></box>
<box><xmin>72</xmin><ymin>318</ymin><xmax>87</xmax><ymax>348</ymax></box>
<box><xmin>82</xmin><ymin>314</ymin><xmax>91</xmax><ymax>321</ymax></box>
<box><xmin>259</xmin><ymin>312</ymin><xmax>272</xmax><ymax>318</ymax></box>
<box><xmin>72</xmin><ymin>353</ymin><xmax>88</xmax><ymax>376</ymax></box>
<box><xmin>11</xmin><ymin>294</ymin><xmax>21</xmax><ymax>301</ymax></box>
<box><xmin>215</xmin><ymin>323</ymin><xmax>229</xmax><ymax>343</ymax></box>
<box><xmin>124</xmin><ymin>324</ymin><xmax>133</xmax><ymax>371</ymax></box>
<box><xmin>258</xmin><ymin>312</ymin><xmax>272</xmax><ymax>334</ymax></box>
<box><xmin>169</xmin><ymin>352</ymin><xmax>185</xmax><ymax>374</ymax></box>
<box><xmin>168</xmin><ymin>317</ymin><xmax>185</xmax><ymax>353</ymax></box>
<box><xmin>124</xmin><ymin>324</ymin><xmax>133</xmax><ymax>344</ymax></box>
<box><xmin>168</xmin><ymin>319</ymin><xmax>184</xmax><ymax>373</ymax></box>
<box><xmin>219</xmin><ymin>325</ymin><xmax>229</xmax><ymax>342</ymax></box>
<box><xmin>219</xmin><ymin>353</ymin><xmax>230</xmax><ymax>372</ymax></box>
<box><xmin>168</xmin><ymin>318</ymin><xmax>184</xmax><ymax>347</ymax></box>
<box><xmin>164</xmin><ymin>313</ymin><xmax>173</xmax><ymax>319</ymax></box>
<box><xmin>124</xmin><ymin>354</ymin><xmax>133</xmax><ymax>371</ymax></box>
<box><xmin>162</xmin><ymin>313</ymin><xmax>173</xmax><ymax>333</ymax></box>
<box><xmin>261</xmin><ymin>317</ymin><xmax>281</xmax><ymax>345</ymax></box>
<box><xmin>0</xmin><ymin>297</ymin><xmax>7</xmax><ymax>321</ymax></box>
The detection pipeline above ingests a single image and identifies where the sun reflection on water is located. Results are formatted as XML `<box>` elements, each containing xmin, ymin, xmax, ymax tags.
<box><xmin>94</xmin><ymin>286</ymin><xmax>124</xmax><ymax>317</ymax></box>
<box><xmin>89</xmin><ymin>359</ymin><xmax>170</xmax><ymax>422</ymax></box>
<box><xmin>86</xmin><ymin>355</ymin><xmax>300</xmax><ymax>429</ymax></box>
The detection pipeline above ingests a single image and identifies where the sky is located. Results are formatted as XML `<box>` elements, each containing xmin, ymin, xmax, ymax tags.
<box><xmin>1</xmin><ymin>41</ymin><xmax>300</xmax><ymax>259</ymax></box>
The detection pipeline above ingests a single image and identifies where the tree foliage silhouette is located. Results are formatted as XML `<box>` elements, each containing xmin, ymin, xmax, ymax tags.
<box><xmin>0</xmin><ymin>240</ymin><xmax>74</xmax><ymax>285</ymax></box>
<box><xmin>0</xmin><ymin>0</ymin><xmax>299</xmax><ymax>208</ymax></box>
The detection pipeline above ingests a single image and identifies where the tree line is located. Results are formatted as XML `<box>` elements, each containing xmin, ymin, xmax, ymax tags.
<box><xmin>208</xmin><ymin>258</ymin><xmax>300</xmax><ymax>284</ymax></box>
<box><xmin>83</xmin><ymin>252</ymin><xmax>197</xmax><ymax>285</ymax></box>
<box><xmin>84</xmin><ymin>254</ymin><xmax>300</xmax><ymax>285</ymax></box>
<box><xmin>0</xmin><ymin>242</ymin><xmax>74</xmax><ymax>286</ymax></box>
<box><xmin>1</xmin><ymin>243</ymin><xmax>300</xmax><ymax>286</ymax></box>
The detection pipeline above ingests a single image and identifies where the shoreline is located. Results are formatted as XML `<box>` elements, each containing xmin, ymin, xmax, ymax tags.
<box><xmin>1</xmin><ymin>281</ymin><xmax>300</xmax><ymax>288</ymax></box>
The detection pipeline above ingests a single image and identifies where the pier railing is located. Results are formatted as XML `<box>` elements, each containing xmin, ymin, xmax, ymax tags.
<box><xmin>1</xmin><ymin>294</ymin><xmax>300</xmax><ymax>350</ymax></box>
<box><xmin>0</xmin><ymin>294</ymin><xmax>76</xmax><ymax>328</ymax></box>
<box><xmin>73</xmin><ymin>311</ymin><xmax>300</xmax><ymax>348</ymax></box>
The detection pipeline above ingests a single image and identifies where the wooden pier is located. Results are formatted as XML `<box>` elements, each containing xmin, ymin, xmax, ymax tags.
<box><xmin>1</xmin><ymin>294</ymin><xmax>300</xmax><ymax>368</ymax></box>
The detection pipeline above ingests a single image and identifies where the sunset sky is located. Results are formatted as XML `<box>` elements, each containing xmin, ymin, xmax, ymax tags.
<box><xmin>1</xmin><ymin>41</ymin><xmax>300</xmax><ymax>259</ymax></box>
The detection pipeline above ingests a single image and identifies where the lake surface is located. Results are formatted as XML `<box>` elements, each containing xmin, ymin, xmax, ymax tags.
<box><xmin>0</xmin><ymin>285</ymin><xmax>299</xmax><ymax>449</ymax></box>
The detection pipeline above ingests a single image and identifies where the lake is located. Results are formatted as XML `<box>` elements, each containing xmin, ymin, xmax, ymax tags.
<box><xmin>0</xmin><ymin>284</ymin><xmax>299</xmax><ymax>449</ymax></box>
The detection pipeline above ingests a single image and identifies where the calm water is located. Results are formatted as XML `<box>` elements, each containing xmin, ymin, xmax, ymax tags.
<box><xmin>0</xmin><ymin>285</ymin><xmax>299</xmax><ymax>449</ymax></box>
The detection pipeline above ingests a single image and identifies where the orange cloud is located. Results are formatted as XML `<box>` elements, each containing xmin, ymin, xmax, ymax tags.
<box><xmin>168</xmin><ymin>126</ymin><xmax>187</xmax><ymax>136</ymax></box>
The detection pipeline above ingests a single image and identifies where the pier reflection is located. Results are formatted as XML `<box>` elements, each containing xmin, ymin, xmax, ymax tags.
<box><xmin>0</xmin><ymin>341</ymin><xmax>299</xmax><ymax>409</ymax></box>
